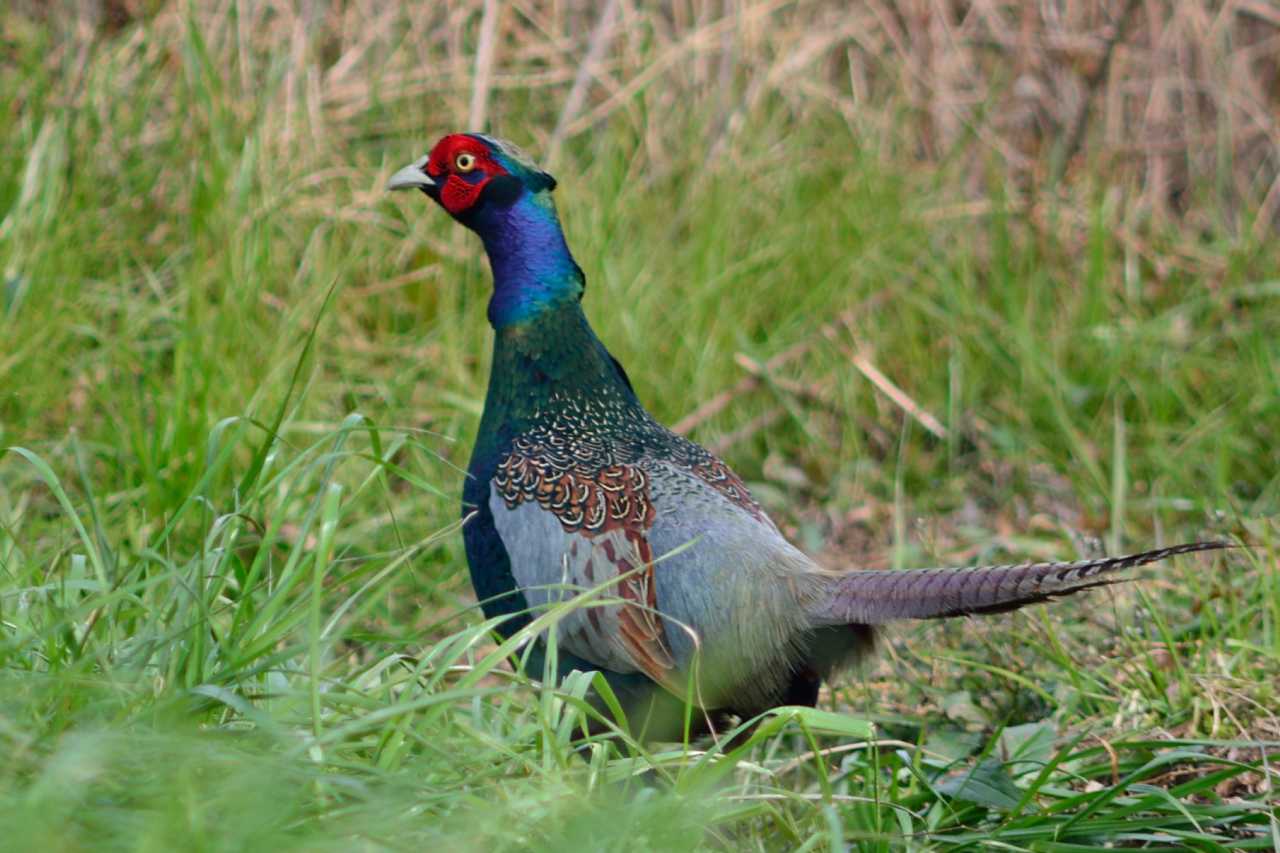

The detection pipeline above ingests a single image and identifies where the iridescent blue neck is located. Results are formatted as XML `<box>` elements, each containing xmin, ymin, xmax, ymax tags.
<box><xmin>472</xmin><ymin>190</ymin><xmax>584</xmax><ymax>328</ymax></box>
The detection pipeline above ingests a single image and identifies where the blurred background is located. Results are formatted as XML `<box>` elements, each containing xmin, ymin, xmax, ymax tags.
<box><xmin>0</xmin><ymin>1</ymin><xmax>1277</xmax><ymax>848</ymax></box>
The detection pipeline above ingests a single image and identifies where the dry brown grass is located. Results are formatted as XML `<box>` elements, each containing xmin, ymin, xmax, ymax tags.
<box><xmin>21</xmin><ymin>0</ymin><xmax>1279</xmax><ymax>238</ymax></box>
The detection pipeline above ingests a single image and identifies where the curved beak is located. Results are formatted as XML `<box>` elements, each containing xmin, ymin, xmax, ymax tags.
<box><xmin>386</xmin><ymin>155</ymin><xmax>435</xmax><ymax>192</ymax></box>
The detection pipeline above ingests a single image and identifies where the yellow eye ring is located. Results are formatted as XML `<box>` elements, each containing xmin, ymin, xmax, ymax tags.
<box><xmin>455</xmin><ymin>153</ymin><xmax>477</xmax><ymax>172</ymax></box>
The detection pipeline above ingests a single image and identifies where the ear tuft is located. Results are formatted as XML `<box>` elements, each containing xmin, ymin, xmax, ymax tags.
<box><xmin>471</xmin><ymin>133</ymin><xmax>556</xmax><ymax>192</ymax></box>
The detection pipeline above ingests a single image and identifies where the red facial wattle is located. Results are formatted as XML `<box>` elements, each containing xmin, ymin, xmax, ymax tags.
<box><xmin>437</xmin><ymin>175</ymin><xmax>487</xmax><ymax>214</ymax></box>
<box><xmin>425</xmin><ymin>134</ymin><xmax>510</xmax><ymax>215</ymax></box>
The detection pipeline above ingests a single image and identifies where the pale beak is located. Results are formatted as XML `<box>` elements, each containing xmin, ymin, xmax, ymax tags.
<box><xmin>386</xmin><ymin>155</ymin><xmax>435</xmax><ymax>191</ymax></box>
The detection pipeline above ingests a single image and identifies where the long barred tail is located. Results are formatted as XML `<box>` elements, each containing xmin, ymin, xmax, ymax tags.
<box><xmin>806</xmin><ymin>541</ymin><xmax>1233</xmax><ymax>626</ymax></box>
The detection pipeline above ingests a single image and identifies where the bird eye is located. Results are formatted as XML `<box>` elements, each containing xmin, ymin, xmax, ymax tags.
<box><xmin>455</xmin><ymin>153</ymin><xmax>477</xmax><ymax>172</ymax></box>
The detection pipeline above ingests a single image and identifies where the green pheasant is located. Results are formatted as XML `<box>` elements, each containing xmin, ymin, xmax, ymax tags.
<box><xmin>387</xmin><ymin>133</ymin><xmax>1229</xmax><ymax>741</ymax></box>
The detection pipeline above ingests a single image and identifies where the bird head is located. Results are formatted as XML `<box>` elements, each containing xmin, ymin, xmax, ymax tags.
<box><xmin>386</xmin><ymin>133</ymin><xmax>557</xmax><ymax>225</ymax></box>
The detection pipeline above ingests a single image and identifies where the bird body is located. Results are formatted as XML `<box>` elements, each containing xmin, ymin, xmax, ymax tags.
<box><xmin>463</xmin><ymin>282</ymin><xmax>818</xmax><ymax>715</ymax></box>
<box><xmin>388</xmin><ymin>134</ymin><xmax>1227</xmax><ymax>740</ymax></box>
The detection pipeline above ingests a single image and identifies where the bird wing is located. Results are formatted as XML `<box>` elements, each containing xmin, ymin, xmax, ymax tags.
<box><xmin>639</xmin><ymin>461</ymin><xmax>820</xmax><ymax>707</ymax></box>
<box><xmin>488</xmin><ymin>450</ymin><xmax>676</xmax><ymax>684</ymax></box>
<box><xmin>486</xmin><ymin>425</ymin><xmax>818</xmax><ymax>706</ymax></box>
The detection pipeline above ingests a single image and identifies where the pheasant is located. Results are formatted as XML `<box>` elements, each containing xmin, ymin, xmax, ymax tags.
<box><xmin>387</xmin><ymin>134</ymin><xmax>1228</xmax><ymax>741</ymax></box>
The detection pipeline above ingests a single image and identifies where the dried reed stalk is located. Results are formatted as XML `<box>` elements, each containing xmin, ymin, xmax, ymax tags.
<box><xmin>20</xmin><ymin>0</ymin><xmax>1278</xmax><ymax>232</ymax></box>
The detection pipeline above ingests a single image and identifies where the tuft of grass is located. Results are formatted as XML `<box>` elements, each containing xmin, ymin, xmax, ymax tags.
<box><xmin>1</xmin><ymin>2</ymin><xmax>1278</xmax><ymax>849</ymax></box>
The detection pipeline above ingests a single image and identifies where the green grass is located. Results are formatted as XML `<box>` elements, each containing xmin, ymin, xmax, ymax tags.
<box><xmin>1</xmin><ymin>6</ymin><xmax>1278</xmax><ymax>850</ymax></box>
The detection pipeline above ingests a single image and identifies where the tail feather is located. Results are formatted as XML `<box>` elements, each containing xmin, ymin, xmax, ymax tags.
<box><xmin>806</xmin><ymin>541</ymin><xmax>1232</xmax><ymax>626</ymax></box>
